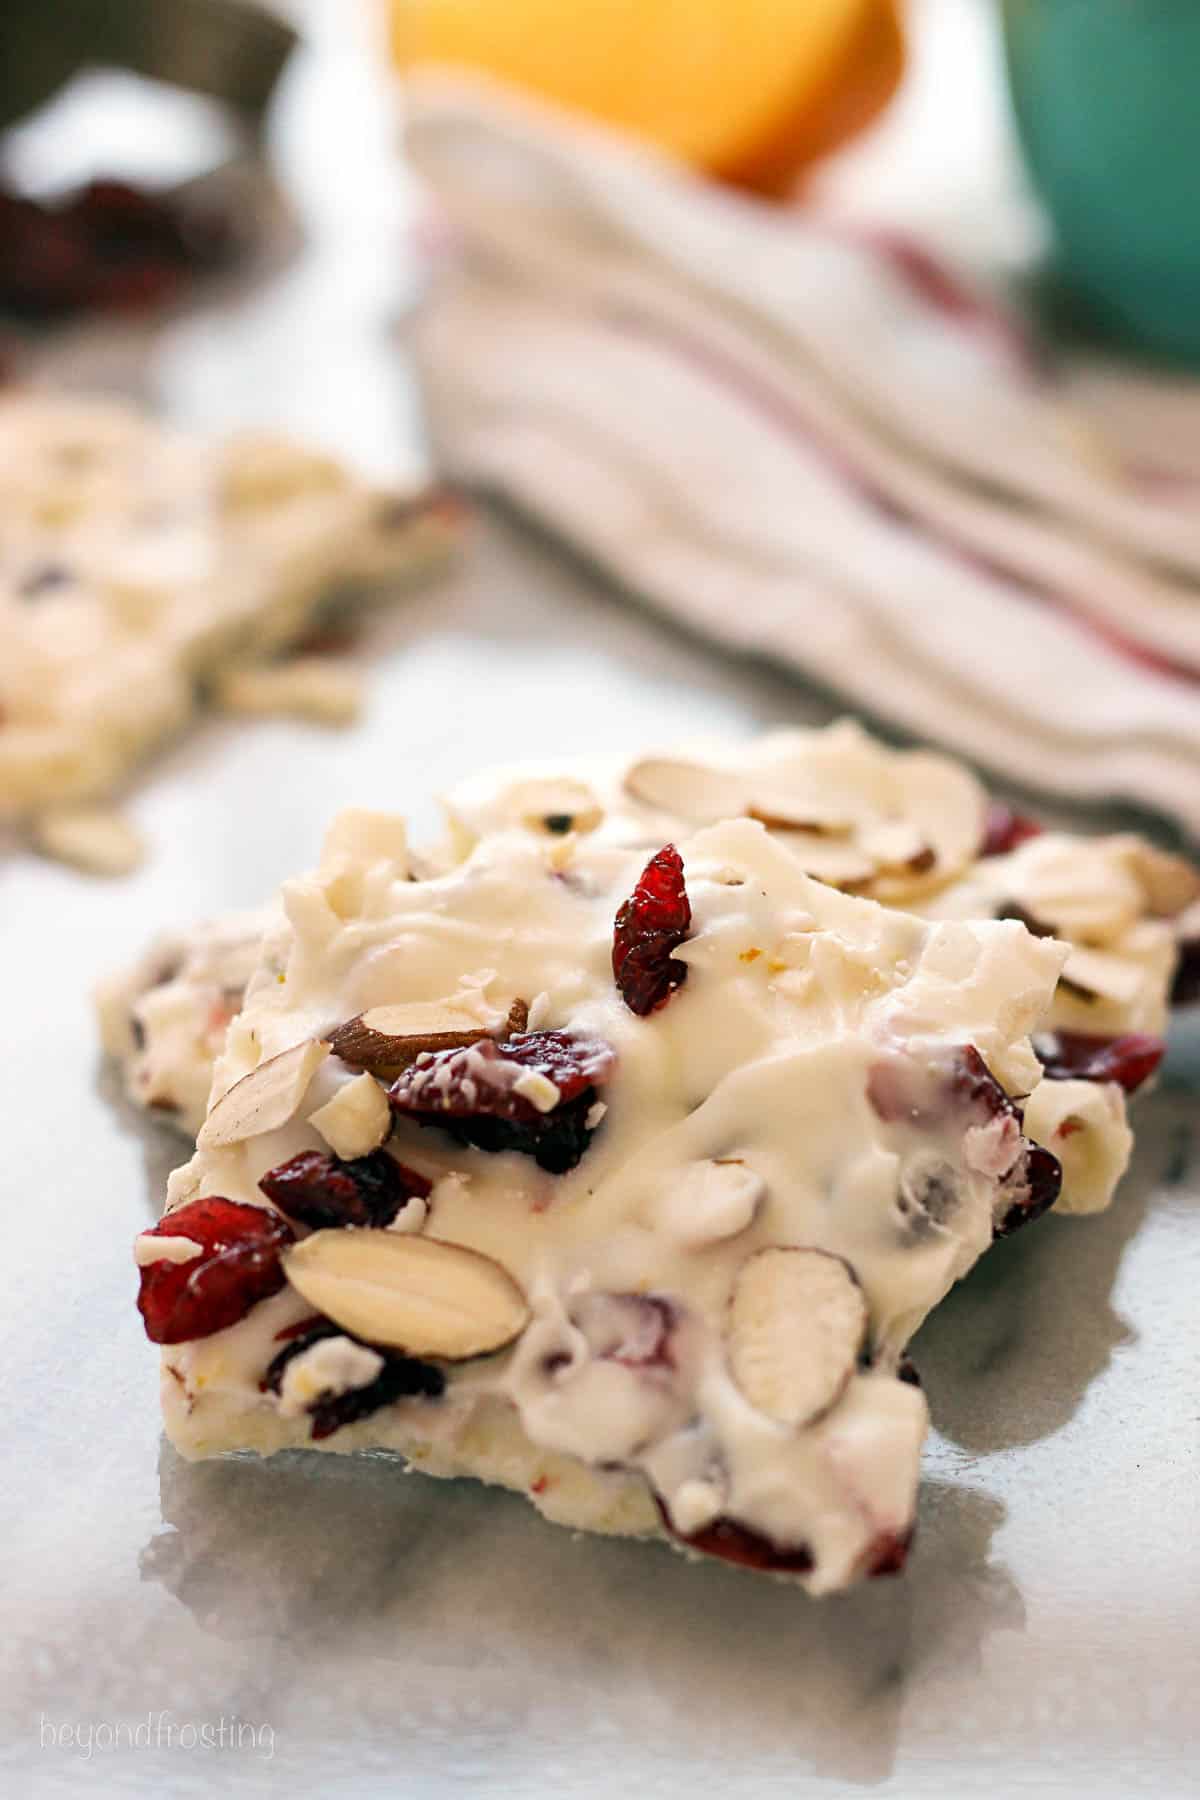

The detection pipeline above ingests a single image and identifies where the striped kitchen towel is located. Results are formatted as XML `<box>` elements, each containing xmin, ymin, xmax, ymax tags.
<box><xmin>406</xmin><ymin>73</ymin><xmax>1200</xmax><ymax>836</ymax></box>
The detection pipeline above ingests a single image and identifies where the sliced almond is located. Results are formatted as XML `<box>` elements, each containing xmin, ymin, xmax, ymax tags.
<box><xmin>1009</xmin><ymin>838</ymin><xmax>1143</xmax><ymax>943</ymax></box>
<box><xmin>746</xmin><ymin>792</ymin><xmax>856</xmax><ymax>835</ymax></box>
<box><xmin>1060</xmin><ymin>947</ymin><xmax>1148</xmax><ymax>1007</ymax></box>
<box><xmin>308</xmin><ymin>1072</ymin><xmax>392</xmax><ymax>1159</ymax></box>
<box><xmin>329</xmin><ymin>1002</ymin><xmax>496</xmax><ymax>1071</ymax></box>
<box><xmin>726</xmin><ymin>1247</ymin><xmax>867</xmax><ymax>1428</ymax></box>
<box><xmin>772</xmin><ymin>833</ymin><xmax>877</xmax><ymax>888</ymax></box>
<box><xmin>868</xmin><ymin>753</ymin><xmax>983</xmax><ymax>900</ymax></box>
<box><xmin>500</xmin><ymin>777</ymin><xmax>603</xmax><ymax>836</ymax></box>
<box><xmin>743</xmin><ymin>726</ymin><xmax>984</xmax><ymax>900</ymax></box>
<box><xmin>198</xmin><ymin>1040</ymin><xmax>330</xmax><ymax>1150</ymax></box>
<box><xmin>859</xmin><ymin>821</ymin><xmax>931</xmax><ymax>871</ymax></box>
<box><xmin>282</xmin><ymin>1231</ymin><xmax>529</xmax><ymax>1359</ymax></box>
<box><xmin>1119</xmin><ymin>839</ymin><xmax>1200</xmax><ymax>918</ymax></box>
<box><xmin>623</xmin><ymin>757</ymin><xmax>749</xmax><ymax>821</ymax></box>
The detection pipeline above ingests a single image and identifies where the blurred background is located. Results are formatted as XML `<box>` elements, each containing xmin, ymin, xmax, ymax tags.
<box><xmin>4</xmin><ymin>0</ymin><xmax>1199</xmax><ymax>353</ymax></box>
<box><xmin>5</xmin><ymin>1</ymin><xmax>1198</xmax><ymax>396</ymax></box>
<box><xmin>3</xmin><ymin>0</ymin><xmax>1199</xmax><ymax>823</ymax></box>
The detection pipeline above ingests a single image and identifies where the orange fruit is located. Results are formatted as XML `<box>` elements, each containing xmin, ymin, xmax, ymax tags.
<box><xmin>392</xmin><ymin>0</ymin><xmax>906</xmax><ymax>197</ymax></box>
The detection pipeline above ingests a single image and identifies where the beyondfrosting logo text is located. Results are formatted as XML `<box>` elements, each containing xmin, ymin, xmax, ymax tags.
<box><xmin>39</xmin><ymin>1712</ymin><xmax>275</xmax><ymax>1760</ymax></box>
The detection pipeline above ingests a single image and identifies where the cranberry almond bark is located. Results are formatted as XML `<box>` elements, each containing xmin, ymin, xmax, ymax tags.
<box><xmin>138</xmin><ymin>804</ymin><xmax>1066</xmax><ymax>1592</ymax></box>
<box><xmin>0</xmin><ymin>394</ymin><xmax>460</xmax><ymax>871</ymax></box>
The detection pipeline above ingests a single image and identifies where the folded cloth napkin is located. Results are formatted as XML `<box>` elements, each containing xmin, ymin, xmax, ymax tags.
<box><xmin>405</xmin><ymin>74</ymin><xmax>1200</xmax><ymax>837</ymax></box>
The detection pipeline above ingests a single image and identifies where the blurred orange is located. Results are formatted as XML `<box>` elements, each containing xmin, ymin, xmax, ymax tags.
<box><xmin>392</xmin><ymin>0</ymin><xmax>905</xmax><ymax>197</ymax></box>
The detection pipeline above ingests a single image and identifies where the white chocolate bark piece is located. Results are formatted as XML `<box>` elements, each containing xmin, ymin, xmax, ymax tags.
<box><xmin>139</xmin><ymin>806</ymin><xmax>1068</xmax><ymax>1594</ymax></box>
<box><xmin>106</xmin><ymin>722</ymin><xmax>1187</xmax><ymax>1222</ymax></box>
<box><xmin>0</xmin><ymin>394</ymin><xmax>461</xmax><ymax>863</ymax></box>
<box><xmin>97</xmin><ymin>911</ymin><xmax>274</xmax><ymax>1136</ymax></box>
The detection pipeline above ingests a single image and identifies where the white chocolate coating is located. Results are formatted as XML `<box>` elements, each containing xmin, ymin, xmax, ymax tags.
<box><xmin>149</xmin><ymin>793</ymin><xmax>1067</xmax><ymax>1592</ymax></box>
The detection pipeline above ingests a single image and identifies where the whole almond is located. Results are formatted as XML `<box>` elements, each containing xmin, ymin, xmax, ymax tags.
<box><xmin>283</xmin><ymin>1231</ymin><xmax>530</xmax><ymax>1359</ymax></box>
<box><xmin>727</xmin><ymin>1247</ymin><xmax>867</xmax><ymax>1427</ymax></box>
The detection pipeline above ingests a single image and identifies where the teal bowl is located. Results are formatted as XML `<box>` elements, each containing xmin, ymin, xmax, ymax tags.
<box><xmin>1000</xmin><ymin>0</ymin><xmax>1200</xmax><ymax>363</ymax></box>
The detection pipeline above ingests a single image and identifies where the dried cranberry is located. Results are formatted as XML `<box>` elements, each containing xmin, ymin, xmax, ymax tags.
<box><xmin>949</xmin><ymin>1044</ymin><xmax>1023</xmax><ymax>1118</ymax></box>
<box><xmin>260</xmin><ymin>1317</ymin><xmax>343</xmax><ymax>1381</ymax></box>
<box><xmin>656</xmin><ymin>1500</ymin><xmax>814</xmax><ymax>1576</ymax></box>
<box><xmin>272</xmin><ymin>1313</ymin><xmax>329</xmax><ymax>1345</ymax></box>
<box><xmin>136</xmin><ymin>1198</ymin><xmax>293</xmax><ymax>1345</ymax></box>
<box><xmin>1034</xmin><ymin>1030</ymin><xmax>1165</xmax><ymax>1096</ymax></box>
<box><xmin>70</xmin><ymin>179</ymin><xmax>225</xmax><ymax>285</ymax></box>
<box><xmin>980</xmin><ymin>803</ymin><xmax>1044</xmax><ymax>858</ymax></box>
<box><xmin>90</xmin><ymin>262</ymin><xmax>183</xmax><ymax>314</ymax></box>
<box><xmin>859</xmin><ymin>1526</ymin><xmax>915</xmax><ymax>1578</ymax></box>
<box><xmin>0</xmin><ymin>194</ymin><xmax>88</xmax><ymax>316</ymax></box>
<box><xmin>387</xmin><ymin>1030</ymin><xmax>614</xmax><ymax>1174</ymax></box>
<box><xmin>868</xmin><ymin>1043</ymin><xmax>1017</xmax><ymax>1131</ymax></box>
<box><xmin>869</xmin><ymin>1046</ymin><xmax>1061</xmax><ymax>1240</ymax></box>
<box><xmin>994</xmin><ymin>1142</ymin><xmax>1063</xmax><ymax>1238</ymax></box>
<box><xmin>0</xmin><ymin>174</ymin><xmax>239</xmax><ymax>325</ymax></box>
<box><xmin>258</xmin><ymin>1149</ymin><xmax>430</xmax><ymax>1230</ymax></box>
<box><xmin>308</xmin><ymin>1359</ymin><xmax>443</xmax><ymax>1439</ymax></box>
<box><xmin>1171</xmin><ymin>938</ymin><xmax>1200</xmax><ymax>1007</ymax></box>
<box><xmin>612</xmin><ymin>845</ymin><xmax>692</xmax><ymax>1016</ymax></box>
<box><xmin>260</xmin><ymin>1317</ymin><xmax>444</xmax><ymax>1440</ymax></box>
